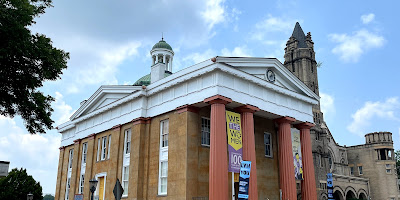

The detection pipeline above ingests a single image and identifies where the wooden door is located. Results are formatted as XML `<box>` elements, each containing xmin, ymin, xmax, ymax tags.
<box><xmin>98</xmin><ymin>177</ymin><xmax>104</xmax><ymax>200</ymax></box>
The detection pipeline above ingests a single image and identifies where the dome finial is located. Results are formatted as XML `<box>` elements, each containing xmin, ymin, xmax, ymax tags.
<box><xmin>162</xmin><ymin>32</ymin><xmax>164</xmax><ymax>41</ymax></box>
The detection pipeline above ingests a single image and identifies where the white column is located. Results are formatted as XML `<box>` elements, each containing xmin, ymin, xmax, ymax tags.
<box><xmin>156</xmin><ymin>55</ymin><xmax>159</xmax><ymax>63</ymax></box>
<box><xmin>163</xmin><ymin>54</ymin><xmax>166</xmax><ymax>64</ymax></box>
<box><xmin>153</xmin><ymin>56</ymin><xmax>155</xmax><ymax>65</ymax></box>
<box><xmin>170</xmin><ymin>57</ymin><xmax>173</xmax><ymax>72</ymax></box>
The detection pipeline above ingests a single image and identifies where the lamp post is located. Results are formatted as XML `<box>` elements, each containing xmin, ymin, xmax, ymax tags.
<box><xmin>89</xmin><ymin>178</ymin><xmax>98</xmax><ymax>200</ymax></box>
<box><xmin>27</xmin><ymin>193</ymin><xmax>33</xmax><ymax>200</ymax></box>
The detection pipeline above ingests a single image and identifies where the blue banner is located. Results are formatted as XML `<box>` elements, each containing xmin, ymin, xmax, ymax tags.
<box><xmin>238</xmin><ymin>161</ymin><xmax>251</xmax><ymax>200</ymax></box>
<box><xmin>327</xmin><ymin>173</ymin><xmax>334</xmax><ymax>200</ymax></box>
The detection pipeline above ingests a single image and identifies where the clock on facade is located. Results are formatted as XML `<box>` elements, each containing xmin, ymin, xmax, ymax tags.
<box><xmin>266</xmin><ymin>69</ymin><xmax>275</xmax><ymax>83</ymax></box>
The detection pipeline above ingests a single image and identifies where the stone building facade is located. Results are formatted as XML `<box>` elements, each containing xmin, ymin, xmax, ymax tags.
<box><xmin>55</xmin><ymin>38</ymin><xmax>321</xmax><ymax>200</ymax></box>
<box><xmin>284</xmin><ymin>23</ymin><xmax>399</xmax><ymax>200</ymax></box>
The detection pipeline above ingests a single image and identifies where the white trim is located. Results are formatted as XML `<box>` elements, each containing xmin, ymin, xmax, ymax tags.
<box><xmin>97</xmin><ymin>138</ymin><xmax>101</xmax><ymax>161</ymax></box>
<box><xmin>59</xmin><ymin>58</ymin><xmax>318</xmax><ymax>147</ymax></box>
<box><xmin>107</xmin><ymin>135</ymin><xmax>111</xmax><ymax>160</ymax></box>
<box><xmin>158</xmin><ymin>119</ymin><xmax>169</xmax><ymax>195</ymax></box>
<box><xmin>94</xmin><ymin>172</ymin><xmax>107</xmax><ymax>200</ymax></box>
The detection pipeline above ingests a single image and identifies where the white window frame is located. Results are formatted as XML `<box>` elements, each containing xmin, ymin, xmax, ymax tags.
<box><xmin>158</xmin><ymin>119</ymin><xmax>169</xmax><ymax>195</ymax></box>
<box><xmin>97</xmin><ymin>138</ymin><xmax>101</xmax><ymax>161</ymax></box>
<box><xmin>122</xmin><ymin>129</ymin><xmax>131</xmax><ymax>198</ymax></box>
<box><xmin>122</xmin><ymin>165</ymin><xmax>129</xmax><ymax>197</ymax></box>
<box><xmin>124</xmin><ymin>129</ymin><xmax>131</xmax><ymax>155</ymax></box>
<box><xmin>101</xmin><ymin>136</ymin><xmax>107</xmax><ymax>160</ymax></box>
<box><xmin>65</xmin><ymin>177</ymin><xmax>71</xmax><ymax>200</ymax></box>
<box><xmin>264</xmin><ymin>132</ymin><xmax>272</xmax><ymax>158</ymax></box>
<box><xmin>68</xmin><ymin>149</ymin><xmax>74</xmax><ymax>169</ymax></box>
<box><xmin>78</xmin><ymin>174</ymin><xmax>84</xmax><ymax>194</ymax></box>
<box><xmin>82</xmin><ymin>142</ymin><xmax>87</xmax><ymax>165</ymax></box>
<box><xmin>358</xmin><ymin>166</ymin><xmax>363</xmax><ymax>175</ymax></box>
<box><xmin>201</xmin><ymin>117</ymin><xmax>210</xmax><ymax>146</ymax></box>
<box><xmin>107</xmin><ymin>135</ymin><xmax>111</xmax><ymax>159</ymax></box>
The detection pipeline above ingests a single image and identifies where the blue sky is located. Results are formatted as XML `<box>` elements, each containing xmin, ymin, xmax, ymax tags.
<box><xmin>1</xmin><ymin>0</ymin><xmax>399</xmax><ymax>195</ymax></box>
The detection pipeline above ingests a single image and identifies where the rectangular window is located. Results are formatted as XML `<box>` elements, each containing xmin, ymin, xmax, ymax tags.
<box><xmin>101</xmin><ymin>136</ymin><xmax>107</xmax><ymax>160</ymax></box>
<box><xmin>350</xmin><ymin>167</ymin><xmax>354</xmax><ymax>175</ymax></box>
<box><xmin>358</xmin><ymin>166</ymin><xmax>363</xmax><ymax>175</ymax></box>
<box><xmin>161</xmin><ymin>120</ymin><xmax>169</xmax><ymax>148</ymax></box>
<box><xmin>158</xmin><ymin>119</ymin><xmax>169</xmax><ymax>195</ymax></box>
<box><xmin>79</xmin><ymin>174</ymin><xmax>84</xmax><ymax>194</ymax></box>
<box><xmin>124</xmin><ymin>129</ymin><xmax>131</xmax><ymax>155</ymax></box>
<box><xmin>107</xmin><ymin>135</ymin><xmax>111</xmax><ymax>159</ymax></box>
<box><xmin>82</xmin><ymin>143</ymin><xmax>87</xmax><ymax>164</ymax></box>
<box><xmin>386</xmin><ymin>164</ymin><xmax>392</xmax><ymax>174</ymax></box>
<box><xmin>159</xmin><ymin>161</ymin><xmax>168</xmax><ymax>194</ymax></box>
<box><xmin>68</xmin><ymin>149</ymin><xmax>74</xmax><ymax>169</ymax></box>
<box><xmin>201</xmin><ymin>117</ymin><xmax>210</xmax><ymax>146</ymax></box>
<box><xmin>264</xmin><ymin>133</ymin><xmax>272</xmax><ymax>157</ymax></box>
<box><xmin>65</xmin><ymin>177</ymin><xmax>71</xmax><ymax>200</ymax></box>
<box><xmin>122</xmin><ymin>166</ymin><xmax>129</xmax><ymax>196</ymax></box>
<box><xmin>97</xmin><ymin>138</ymin><xmax>101</xmax><ymax>161</ymax></box>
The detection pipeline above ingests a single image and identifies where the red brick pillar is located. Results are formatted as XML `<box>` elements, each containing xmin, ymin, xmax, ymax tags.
<box><xmin>295</xmin><ymin>122</ymin><xmax>317</xmax><ymax>200</ymax></box>
<box><xmin>275</xmin><ymin>117</ymin><xmax>296</xmax><ymax>200</ymax></box>
<box><xmin>236</xmin><ymin>105</ymin><xmax>260</xmax><ymax>200</ymax></box>
<box><xmin>204</xmin><ymin>95</ymin><xmax>232</xmax><ymax>200</ymax></box>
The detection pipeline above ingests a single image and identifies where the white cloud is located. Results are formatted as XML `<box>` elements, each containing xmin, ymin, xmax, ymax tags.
<box><xmin>221</xmin><ymin>46</ymin><xmax>252</xmax><ymax>57</ymax></box>
<box><xmin>361</xmin><ymin>13</ymin><xmax>375</xmax><ymax>24</ymax></box>
<box><xmin>0</xmin><ymin>116</ymin><xmax>61</xmax><ymax>195</ymax></box>
<box><xmin>329</xmin><ymin>29</ymin><xmax>384</xmax><ymax>63</ymax></box>
<box><xmin>201</xmin><ymin>0</ymin><xmax>226</xmax><ymax>30</ymax></box>
<box><xmin>53</xmin><ymin>92</ymin><xmax>76</xmax><ymax>125</ymax></box>
<box><xmin>183</xmin><ymin>49</ymin><xmax>217</xmax><ymax>65</ymax></box>
<box><xmin>320</xmin><ymin>92</ymin><xmax>335</xmax><ymax>118</ymax></box>
<box><xmin>251</xmin><ymin>15</ymin><xmax>298</xmax><ymax>41</ymax></box>
<box><xmin>347</xmin><ymin>97</ymin><xmax>400</xmax><ymax>136</ymax></box>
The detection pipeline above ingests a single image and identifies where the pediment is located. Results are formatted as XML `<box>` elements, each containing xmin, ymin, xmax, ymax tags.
<box><xmin>70</xmin><ymin>85</ymin><xmax>142</xmax><ymax>120</ymax></box>
<box><xmin>215</xmin><ymin>57</ymin><xmax>319</xmax><ymax>100</ymax></box>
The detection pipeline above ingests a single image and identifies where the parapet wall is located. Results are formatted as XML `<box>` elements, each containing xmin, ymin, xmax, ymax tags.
<box><xmin>365</xmin><ymin>132</ymin><xmax>392</xmax><ymax>144</ymax></box>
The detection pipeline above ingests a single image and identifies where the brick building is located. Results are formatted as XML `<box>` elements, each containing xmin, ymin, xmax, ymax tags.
<box><xmin>54</xmin><ymin>36</ymin><xmax>322</xmax><ymax>200</ymax></box>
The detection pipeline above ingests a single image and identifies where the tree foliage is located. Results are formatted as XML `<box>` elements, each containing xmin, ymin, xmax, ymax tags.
<box><xmin>0</xmin><ymin>0</ymin><xmax>69</xmax><ymax>133</ymax></box>
<box><xmin>395</xmin><ymin>150</ymin><xmax>400</xmax><ymax>178</ymax></box>
<box><xmin>0</xmin><ymin>168</ymin><xmax>43</xmax><ymax>200</ymax></box>
<box><xmin>43</xmin><ymin>194</ymin><xmax>54</xmax><ymax>200</ymax></box>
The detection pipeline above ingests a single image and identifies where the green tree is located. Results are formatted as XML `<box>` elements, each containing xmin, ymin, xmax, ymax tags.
<box><xmin>0</xmin><ymin>168</ymin><xmax>43</xmax><ymax>200</ymax></box>
<box><xmin>0</xmin><ymin>0</ymin><xmax>69</xmax><ymax>133</ymax></box>
<box><xmin>43</xmin><ymin>194</ymin><xmax>54</xmax><ymax>200</ymax></box>
<box><xmin>395</xmin><ymin>150</ymin><xmax>400</xmax><ymax>178</ymax></box>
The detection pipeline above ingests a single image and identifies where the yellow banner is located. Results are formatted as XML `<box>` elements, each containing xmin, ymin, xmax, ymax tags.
<box><xmin>226</xmin><ymin>111</ymin><xmax>242</xmax><ymax>151</ymax></box>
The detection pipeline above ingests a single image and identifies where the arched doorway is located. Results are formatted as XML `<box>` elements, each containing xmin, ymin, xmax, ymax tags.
<box><xmin>333</xmin><ymin>190</ymin><xmax>344</xmax><ymax>200</ymax></box>
<box><xmin>359</xmin><ymin>193</ymin><xmax>367</xmax><ymax>200</ymax></box>
<box><xmin>345</xmin><ymin>190</ymin><xmax>357</xmax><ymax>200</ymax></box>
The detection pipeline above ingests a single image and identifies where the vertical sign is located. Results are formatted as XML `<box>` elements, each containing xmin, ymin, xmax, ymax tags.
<box><xmin>238</xmin><ymin>161</ymin><xmax>251</xmax><ymax>200</ymax></box>
<box><xmin>327</xmin><ymin>173</ymin><xmax>334</xmax><ymax>200</ymax></box>
<box><xmin>226</xmin><ymin>111</ymin><xmax>243</xmax><ymax>173</ymax></box>
<box><xmin>291</xmin><ymin>128</ymin><xmax>303</xmax><ymax>180</ymax></box>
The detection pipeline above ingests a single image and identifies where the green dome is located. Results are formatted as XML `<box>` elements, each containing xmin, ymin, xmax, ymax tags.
<box><xmin>152</xmin><ymin>39</ymin><xmax>173</xmax><ymax>51</ymax></box>
<box><xmin>133</xmin><ymin>71</ymin><xmax>172</xmax><ymax>86</ymax></box>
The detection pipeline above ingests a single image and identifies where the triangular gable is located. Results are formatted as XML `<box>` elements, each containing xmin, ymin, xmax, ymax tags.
<box><xmin>70</xmin><ymin>85</ymin><xmax>142</xmax><ymax>120</ymax></box>
<box><xmin>215</xmin><ymin>56</ymin><xmax>319</xmax><ymax>101</ymax></box>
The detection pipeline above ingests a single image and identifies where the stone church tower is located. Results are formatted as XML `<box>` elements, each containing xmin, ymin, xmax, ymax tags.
<box><xmin>284</xmin><ymin>22</ymin><xmax>323</xmax><ymax>125</ymax></box>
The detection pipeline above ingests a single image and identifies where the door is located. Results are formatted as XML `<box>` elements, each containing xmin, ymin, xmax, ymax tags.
<box><xmin>98</xmin><ymin>177</ymin><xmax>104</xmax><ymax>200</ymax></box>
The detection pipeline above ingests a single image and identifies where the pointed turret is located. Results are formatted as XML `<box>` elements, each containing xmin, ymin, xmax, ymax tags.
<box><xmin>291</xmin><ymin>22</ymin><xmax>307</xmax><ymax>48</ymax></box>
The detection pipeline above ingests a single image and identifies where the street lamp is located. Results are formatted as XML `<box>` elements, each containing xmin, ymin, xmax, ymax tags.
<box><xmin>89</xmin><ymin>178</ymin><xmax>98</xmax><ymax>200</ymax></box>
<box><xmin>27</xmin><ymin>193</ymin><xmax>33</xmax><ymax>200</ymax></box>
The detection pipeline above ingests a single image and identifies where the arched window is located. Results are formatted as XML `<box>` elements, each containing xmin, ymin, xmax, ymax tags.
<box><xmin>328</xmin><ymin>153</ymin><xmax>333</xmax><ymax>171</ymax></box>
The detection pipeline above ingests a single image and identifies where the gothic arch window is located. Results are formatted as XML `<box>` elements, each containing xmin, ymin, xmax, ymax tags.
<box><xmin>328</xmin><ymin>153</ymin><xmax>333</xmax><ymax>171</ymax></box>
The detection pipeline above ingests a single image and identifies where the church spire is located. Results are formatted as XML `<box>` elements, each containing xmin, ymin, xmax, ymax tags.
<box><xmin>291</xmin><ymin>22</ymin><xmax>307</xmax><ymax>48</ymax></box>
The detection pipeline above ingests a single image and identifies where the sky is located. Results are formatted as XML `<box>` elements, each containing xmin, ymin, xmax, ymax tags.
<box><xmin>1</xmin><ymin>0</ymin><xmax>400</xmax><ymax>195</ymax></box>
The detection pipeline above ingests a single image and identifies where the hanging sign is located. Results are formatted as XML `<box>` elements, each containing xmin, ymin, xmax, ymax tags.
<box><xmin>238</xmin><ymin>161</ymin><xmax>251</xmax><ymax>200</ymax></box>
<box><xmin>327</xmin><ymin>173</ymin><xmax>334</xmax><ymax>200</ymax></box>
<box><xmin>226</xmin><ymin>111</ymin><xmax>243</xmax><ymax>173</ymax></box>
<box><xmin>291</xmin><ymin>128</ymin><xmax>303</xmax><ymax>180</ymax></box>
